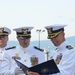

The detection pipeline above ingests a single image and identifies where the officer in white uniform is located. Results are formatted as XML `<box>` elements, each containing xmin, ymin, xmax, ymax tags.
<box><xmin>0</xmin><ymin>27</ymin><xmax>11</xmax><ymax>67</ymax></box>
<box><xmin>44</xmin><ymin>24</ymin><xmax>75</xmax><ymax>75</ymax></box>
<box><xmin>0</xmin><ymin>26</ymin><xmax>45</xmax><ymax>75</ymax></box>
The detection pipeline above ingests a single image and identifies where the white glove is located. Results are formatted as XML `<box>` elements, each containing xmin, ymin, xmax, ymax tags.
<box><xmin>15</xmin><ymin>67</ymin><xmax>24</xmax><ymax>75</ymax></box>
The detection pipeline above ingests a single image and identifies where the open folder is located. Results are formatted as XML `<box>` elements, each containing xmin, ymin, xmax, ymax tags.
<box><xmin>14</xmin><ymin>59</ymin><xmax>60</xmax><ymax>74</ymax></box>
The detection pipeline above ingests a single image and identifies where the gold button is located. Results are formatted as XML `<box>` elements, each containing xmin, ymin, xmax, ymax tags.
<box><xmin>0</xmin><ymin>59</ymin><xmax>2</xmax><ymax>62</ymax></box>
<box><xmin>0</xmin><ymin>51</ymin><xmax>3</xmax><ymax>54</ymax></box>
<box><xmin>24</xmin><ymin>60</ymin><xmax>26</xmax><ymax>62</ymax></box>
<box><xmin>24</xmin><ymin>52</ymin><xmax>26</xmax><ymax>54</ymax></box>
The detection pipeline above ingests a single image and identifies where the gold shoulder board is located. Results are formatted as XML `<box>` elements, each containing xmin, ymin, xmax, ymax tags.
<box><xmin>66</xmin><ymin>45</ymin><xmax>73</xmax><ymax>50</ymax></box>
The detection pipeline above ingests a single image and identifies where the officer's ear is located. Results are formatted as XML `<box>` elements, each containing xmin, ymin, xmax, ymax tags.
<box><xmin>4</xmin><ymin>35</ymin><xmax>8</xmax><ymax>40</ymax></box>
<box><xmin>60</xmin><ymin>31</ymin><xmax>65</xmax><ymax>37</ymax></box>
<box><xmin>62</xmin><ymin>32</ymin><xmax>65</xmax><ymax>36</ymax></box>
<box><xmin>16</xmin><ymin>36</ymin><xmax>19</xmax><ymax>41</ymax></box>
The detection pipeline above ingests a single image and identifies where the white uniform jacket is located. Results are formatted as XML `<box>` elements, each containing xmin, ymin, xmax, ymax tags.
<box><xmin>0</xmin><ymin>46</ymin><xmax>9</xmax><ymax>67</ymax></box>
<box><xmin>49</xmin><ymin>41</ymin><xmax>75</xmax><ymax>75</ymax></box>
<box><xmin>0</xmin><ymin>45</ymin><xmax>45</xmax><ymax>75</ymax></box>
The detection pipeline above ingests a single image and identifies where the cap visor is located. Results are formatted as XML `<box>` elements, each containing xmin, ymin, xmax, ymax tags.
<box><xmin>18</xmin><ymin>36</ymin><xmax>31</xmax><ymax>40</ymax></box>
<box><xmin>48</xmin><ymin>32</ymin><xmax>61</xmax><ymax>39</ymax></box>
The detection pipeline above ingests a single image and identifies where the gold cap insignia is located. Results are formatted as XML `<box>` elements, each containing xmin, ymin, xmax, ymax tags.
<box><xmin>21</xmin><ymin>28</ymin><xmax>29</xmax><ymax>34</ymax></box>
<box><xmin>47</xmin><ymin>28</ymin><xmax>52</xmax><ymax>34</ymax></box>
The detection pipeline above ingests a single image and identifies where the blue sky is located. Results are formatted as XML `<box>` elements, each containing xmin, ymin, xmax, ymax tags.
<box><xmin>0</xmin><ymin>0</ymin><xmax>75</xmax><ymax>41</ymax></box>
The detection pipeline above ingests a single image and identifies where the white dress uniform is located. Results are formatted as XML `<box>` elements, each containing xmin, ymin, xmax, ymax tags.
<box><xmin>0</xmin><ymin>26</ymin><xmax>11</xmax><ymax>68</ymax></box>
<box><xmin>0</xmin><ymin>45</ymin><xmax>45</xmax><ymax>75</ymax></box>
<box><xmin>49</xmin><ymin>41</ymin><xmax>75</xmax><ymax>75</ymax></box>
<box><xmin>0</xmin><ymin>46</ymin><xmax>9</xmax><ymax>67</ymax></box>
<box><xmin>44</xmin><ymin>24</ymin><xmax>75</xmax><ymax>75</ymax></box>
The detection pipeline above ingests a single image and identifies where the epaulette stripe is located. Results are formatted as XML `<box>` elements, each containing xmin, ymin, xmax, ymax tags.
<box><xmin>5</xmin><ymin>46</ymin><xmax>16</xmax><ymax>50</ymax></box>
<box><xmin>34</xmin><ymin>46</ymin><xmax>44</xmax><ymax>52</ymax></box>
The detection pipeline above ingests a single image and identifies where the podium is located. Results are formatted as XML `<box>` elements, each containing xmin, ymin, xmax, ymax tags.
<box><xmin>14</xmin><ymin>59</ymin><xmax>60</xmax><ymax>74</ymax></box>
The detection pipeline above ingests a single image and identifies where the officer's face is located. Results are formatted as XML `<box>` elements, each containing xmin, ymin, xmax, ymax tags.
<box><xmin>50</xmin><ymin>32</ymin><xmax>65</xmax><ymax>46</ymax></box>
<box><xmin>17</xmin><ymin>37</ymin><xmax>30</xmax><ymax>48</ymax></box>
<box><xmin>0</xmin><ymin>35</ymin><xmax>8</xmax><ymax>48</ymax></box>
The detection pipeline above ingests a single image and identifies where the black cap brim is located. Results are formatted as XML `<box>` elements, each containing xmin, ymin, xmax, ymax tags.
<box><xmin>18</xmin><ymin>36</ymin><xmax>31</xmax><ymax>40</ymax></box>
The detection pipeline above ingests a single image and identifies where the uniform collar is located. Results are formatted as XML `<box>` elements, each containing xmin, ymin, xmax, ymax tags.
<box><xmin>18</xmin><ymin>45</ymin><xmax>25</xmax><ymax>50</ymax></box>
<box><xmin>0</xmin><ymin>46</ymin><xmax>7</xmax><ymax>51</ymax></box>
<box><xmin>57</xmin><ymin>41</ymin><xmax>68</xmax><ymax>50</ymax></box>
<box><xmin>18</xmin><ymin>45</ymin><xmax>29</xmax><ymax>51</ymax></box>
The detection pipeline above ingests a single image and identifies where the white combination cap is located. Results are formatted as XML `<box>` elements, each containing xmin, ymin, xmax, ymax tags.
<box><xmin>13</xmin><ymin>26</ymin><xmax>34</xmax><ymax>39</ymax></box>
<box><xmin>0</xmin><ymin>27</ymin><xmax>11</xmax><ymax>35</ymax></box>
<box><xmin>45</xmin><ymin>24</ymin><xmax>67</xmax><ymax>39</ymax></box>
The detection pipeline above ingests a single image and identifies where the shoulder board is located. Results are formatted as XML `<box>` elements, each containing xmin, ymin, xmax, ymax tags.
<box><xmin>5</xmin><ymin>46</ymin><xmax>16</xmax><ymax>50</ymax></box>
<box><xmin>55</xmin><ymin>48</ymin><xmax>58</xmax><ymax>50</ymax></box>
<box><xmin>66</xmin><ymin>45</ymin><xmax>73</xmax><ymax>50</ymax></box>
<box><xmin>34</xmin><ymin>46</ymin><xmax>44</xmax><ymax>52</ymax></box>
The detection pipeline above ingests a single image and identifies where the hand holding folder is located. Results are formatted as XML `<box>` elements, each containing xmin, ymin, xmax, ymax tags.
<box><xmin>14</xmin><ymin>59</ymin><xmax>60</xmax><ymax>74</ymax></box>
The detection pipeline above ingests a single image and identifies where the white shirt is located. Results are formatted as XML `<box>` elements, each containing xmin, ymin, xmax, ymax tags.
<box><xmin>0</xmin><ymin>45</ymin><xmax>45</xmax><ymax>75</ymax></box>
<box><xmin>49</xmin><ymin>41</ymin><xmax>75</xmax><ymax>75</ymax></box>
